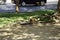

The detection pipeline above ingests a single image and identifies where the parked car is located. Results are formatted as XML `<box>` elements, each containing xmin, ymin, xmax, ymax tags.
<box><xmin>13</xmin><ymin>0</ymin><xmax>47</xmax><ymax>6</ymax></box>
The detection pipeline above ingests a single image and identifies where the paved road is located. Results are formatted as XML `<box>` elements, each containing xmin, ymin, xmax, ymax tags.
<box><xmin>0</xmin><ymin>1</ymin><xmax>58</xmax><ymax>12</ymax></box>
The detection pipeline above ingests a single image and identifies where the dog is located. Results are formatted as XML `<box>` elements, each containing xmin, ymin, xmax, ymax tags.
<box><xmin>29</xmin><ymin>16</ymin><xmax>38</xmax><ymax>25</ymax></box>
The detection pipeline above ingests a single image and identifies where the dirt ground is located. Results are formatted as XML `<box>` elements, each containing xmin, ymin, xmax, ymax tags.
<box><xmin>0</xmin><ymin>23</ymin><xmax>60</xmax><ymax>40</ymax></box>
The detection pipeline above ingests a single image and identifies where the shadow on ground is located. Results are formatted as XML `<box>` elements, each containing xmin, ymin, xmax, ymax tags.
<box><xmin>0</xmin><ymin>22</ymin><xmax>60</xmax><ymax>40</ymax></box>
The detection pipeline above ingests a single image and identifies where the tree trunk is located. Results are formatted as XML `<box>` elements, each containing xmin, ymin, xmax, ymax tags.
<box><xmin>15</xmin><ymin>0</ymin><xmax>20</xmax><ymax>12</ymax></box>
<box><xmin>57</xmin><ymin>0</ymin><xmax>60</xmax><ymax>13</ymax></box>
<box><xmin>53</xmin><ymin>0</ymin><xmax>60</xmax><ymax>23</ymax></box>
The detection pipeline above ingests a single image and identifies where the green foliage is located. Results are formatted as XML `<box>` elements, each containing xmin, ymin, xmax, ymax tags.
<box><xmin>0</xmin><ymin>10</ymin><xmax>55</xmax><ymax>26</ymax></box>
<box><xmin>37</xmin><ymin>10</ymin><xmax>55</xmax><ymax>22</ymax></box>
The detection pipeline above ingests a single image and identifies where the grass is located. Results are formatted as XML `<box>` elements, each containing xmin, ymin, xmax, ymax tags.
<box><xmin>0</xmin><ymin>10</ymin><xmax>55</xmax><ymax>27</ymax></box>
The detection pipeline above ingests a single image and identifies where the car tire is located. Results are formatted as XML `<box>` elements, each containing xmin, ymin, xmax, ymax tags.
<box><xmin>35</xmin><ymin>2</ymin><xmax>40</xmax><ymax>6</ymax></box>
<box><xmin>40</xmin><ymin>1</ymin><xmax>45</xmax><ymax>6</ymax></box>
<box><xmin>21</xmin><ymin>2</ymin><xmax>26</xmax><ymax>6</ymax></box>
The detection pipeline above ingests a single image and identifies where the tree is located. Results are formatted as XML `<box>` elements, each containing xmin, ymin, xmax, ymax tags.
<box><xmin>53</xmin><ymin>0</ymin><xmax>60</xmax><ymax>23</ymax></box>
<box><xmin>57</xmin><ymin>0</ymin><xmax>60</xmax><ymax>13</ymax></box>
<box><xmin>15</xmin><ymin>0</ymin><xmax>20</xmax><ymax>12</ymax></box>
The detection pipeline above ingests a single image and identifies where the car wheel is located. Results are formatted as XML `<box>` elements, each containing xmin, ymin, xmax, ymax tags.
<box><xmin>40</xmin><ymin>1</ymin><xmax>45</xmax><ymax>6</ymax></box>
<box><xmin>21</xmin><ymin>2</ymin><xmax>26</xmax><ymax>6</ymax></box>
<box><xmin>35</xmin><ymin>2</ymin><xmax>40</xmax><ymax>6</ymax></box>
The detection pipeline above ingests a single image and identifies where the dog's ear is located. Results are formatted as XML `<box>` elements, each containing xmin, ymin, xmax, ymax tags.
<box><xmin>29</xmin><ymin>17</ymin><xmax>38</xmax><ymax>25</ymax></box>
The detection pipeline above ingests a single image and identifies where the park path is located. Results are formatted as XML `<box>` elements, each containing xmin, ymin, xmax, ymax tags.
<box><xmin>0</xmin><ymin>22</ymin><xmax>60</xmax><ymax>40</ymax></box>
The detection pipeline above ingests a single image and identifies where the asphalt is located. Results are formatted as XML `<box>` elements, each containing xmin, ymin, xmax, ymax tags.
<box><xmin>0</xmin><ymin>1</ymin><xmax>58</xmax><ymax>12</ymax></box>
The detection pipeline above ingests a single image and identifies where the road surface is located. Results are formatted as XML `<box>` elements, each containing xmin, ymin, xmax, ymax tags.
<box><xmin>0</xmin><ymin>1</ymin><xmax>58</xmax><ymax>12</ymax></box>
